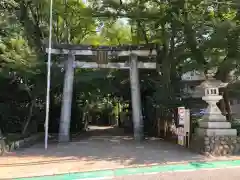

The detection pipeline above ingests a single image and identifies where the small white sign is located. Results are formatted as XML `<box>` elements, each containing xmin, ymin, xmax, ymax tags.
<box><xmin>178</xmin><ymin>107</ymin><xmax>185</xmax><ymax>125</ymax></box>
<box><xmin>177</xmin><ymin>127</ymin><xmax>185</xmax><ymax>136</ymax></box>
<box><xmin>178</xmin><ymin>135</ymin><xmax>185</xmax><ymax>146</ymax></box>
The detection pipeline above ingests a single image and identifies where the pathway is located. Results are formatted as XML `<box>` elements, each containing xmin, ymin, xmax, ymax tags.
<box><xmin>0</xmin><ymin>126</ymin><xmax>238</xmax><ymax>179</ymax></box>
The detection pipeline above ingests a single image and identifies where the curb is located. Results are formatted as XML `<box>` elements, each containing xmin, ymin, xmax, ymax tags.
<box><xmin>14</xmin><ymin>159</ymin><xmax>240</xmax><ymax>180</ymax></box>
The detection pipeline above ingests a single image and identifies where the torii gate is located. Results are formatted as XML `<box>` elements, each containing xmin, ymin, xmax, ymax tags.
<box><xmin>46</xmin><ymin>44</ymin><xmax>157</xmax><ymax>142</ymax></box>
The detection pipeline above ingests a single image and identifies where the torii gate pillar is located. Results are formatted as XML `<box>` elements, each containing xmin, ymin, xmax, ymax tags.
<box><xmin>59</xmin><ymin>52</ymin><xmax>75</xmax><ymax>142</ymax></box>
<box><xmin>129</xmin><ymin>54</ymin><xmax>144</xmax><ymax>141</ymax></box>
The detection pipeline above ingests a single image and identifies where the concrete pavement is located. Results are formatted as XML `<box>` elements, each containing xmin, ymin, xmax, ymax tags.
<box><xmin>1</xmin><ymin>126</ymin><xmax>240</xmax><ymax>179</ymax></box>
<box><xmin>114</xmin><ymin>167</ymin><xmax>240</xmax><ymax>180</ymax></box>
<box><xmin>1</xmin><ymin>127</ymin><xmax>205</xmax><ymax>179</ymax></box>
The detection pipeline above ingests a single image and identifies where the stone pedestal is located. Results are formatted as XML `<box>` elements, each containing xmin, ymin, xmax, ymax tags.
<box><xmin>190</xmin><ymin>135</ymin><xmax>240</xmax><ymax>156</ymax></box>
<box><xmin>190</xmin><ymin>77</ymin><xmax>239</xmax><ymax>156</ymax></box>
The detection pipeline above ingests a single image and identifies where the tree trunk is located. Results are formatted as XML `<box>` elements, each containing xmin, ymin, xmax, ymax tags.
<box><xmin>222</xmin><ymin>88</ymin><xmax>232</xmax><ymax>121</ymax></box>
<box><xmin>0</xmin><ymin>128</ymin><xmax>6</xmax><ymax>155</ymax></box>
<box><xmin>22</xmin><ymin>99</ymin><xmax>36</xmax><ymax>135</ymax></box>
<box><xmin>116</xmin><ymin>101</ymin><xmax>120</xmax><ymax>127</ymax></box>
<box><xmin>83</xmin><ymin>112</ymin><xmax>88</xmax><ymax>131</ymax></box>
<box><xmin>82</xmin><ymin>103</ymin><xmax>89</xmax><ymax>131</ymax></box>
<box><xmin>215</xmin><ymin>72</ymin><xmax>232</xmax><ymax>121</ymax></box>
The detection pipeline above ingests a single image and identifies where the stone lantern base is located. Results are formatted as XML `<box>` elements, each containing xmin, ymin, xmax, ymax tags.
<box><xmin>196</xmin><ymin>124</ymin><xmax>237</xmax><ymax>136</ymax></box>
<box><xmin>190</xmin><ymin>135</ymin><xmax>240</xmax><ymax>156</ymax></box>
<box><xmin>190</xmin><ymin>122</ymin><xmax>239</xmax><ymax>156</ymax></box>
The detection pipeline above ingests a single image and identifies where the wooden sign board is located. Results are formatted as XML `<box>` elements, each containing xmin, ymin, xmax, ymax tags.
<box><xmin>177</xmin><ymin>108</ymin><xmax>191</xmax><ymax>147</ymax></box>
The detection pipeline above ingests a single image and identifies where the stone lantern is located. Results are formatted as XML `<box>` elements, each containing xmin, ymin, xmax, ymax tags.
<box><xmin>196</xmin><ymin>76</ymin><xmax>237</xmax><ymax>136</ymax></box>
<box><xmin>190</xmin><ymin>74</ymin><xmax>240</xmax><ymax>156</ymax></box>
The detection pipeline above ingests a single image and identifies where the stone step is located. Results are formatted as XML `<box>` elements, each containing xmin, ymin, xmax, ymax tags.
<box><xmin>199</xmin><ymin>121</ymin><xmax>231</xmax><ymax>129</ymax></box>
<box><xmin>196</xmin><ymin>128</ymin><xmax>237</xmax><ymax>136</ymax></box>
<box><xmin>202</xmin><ymin>114</ymin><xmax>226</xmax><ymax>122</ymax></box>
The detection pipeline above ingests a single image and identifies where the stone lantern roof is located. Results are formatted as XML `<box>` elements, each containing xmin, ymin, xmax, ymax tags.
<box><xmin>199</xmin><ymin>78</ymin><xmax>228</xmax><ymax>89</ymax></box>
<box><xmin>198</xmin><ymin>72</ymin><xmax>228</xmax><ymax>89</ymax></box>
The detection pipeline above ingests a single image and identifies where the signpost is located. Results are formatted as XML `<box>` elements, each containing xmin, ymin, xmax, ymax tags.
<box><xmin>184</xmin><ymin>109</ymin><xmax>190</xmax><ymax>147</ymax></box>
<box><xmin>177</xmin><ymin>127</ymin><xmax>185</xmax><ymax>146</ymax></box>
<box><xmin>177</xmin><ymin>107</ymin><xmax>190</xmax><ymax>147</ymax></box>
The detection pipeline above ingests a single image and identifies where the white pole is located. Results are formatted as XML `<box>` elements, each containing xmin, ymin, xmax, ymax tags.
<box><xmin>45</xmin><ymin>0</ymin><xmax>53</xmax><ymax>149</ymax></box>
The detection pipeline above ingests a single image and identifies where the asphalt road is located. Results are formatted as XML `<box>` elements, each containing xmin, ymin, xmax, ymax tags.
<box><xmin>113</xmin><ymin>167</ymin><xmax>240</xmax><ymax>180</ymax></box>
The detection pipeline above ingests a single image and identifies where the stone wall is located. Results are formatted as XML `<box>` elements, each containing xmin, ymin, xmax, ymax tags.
<box><xmin>190</xmin><ymin>135</ymin><xmax>240</xmax><ymax>156</ymax></box>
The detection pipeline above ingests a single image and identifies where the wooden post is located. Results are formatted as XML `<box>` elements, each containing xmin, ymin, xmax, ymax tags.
<box><xmin>129</xmin><ymin>53</ymin><xmax>144</xmax><ymax>141</ymax></box>
<box><xmin>59</xmin><ymin>52</ymin><xmax>75</xmax><ymax>142</ymax></box>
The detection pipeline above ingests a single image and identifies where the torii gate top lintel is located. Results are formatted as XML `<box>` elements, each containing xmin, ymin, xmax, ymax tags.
<box><xmin>46</xmin><ymin>43</ymin><xmax>157</xmax><ymax>69</ymax></box>
<box><xmin>45</xmin><ymin>43</ymin><xmax>158</xmax><ymax>57</ymax></box>
<box><xmin>46</xmin><ymin>43</ymin><xmax>158</xmax><ymax>51</ymax></box>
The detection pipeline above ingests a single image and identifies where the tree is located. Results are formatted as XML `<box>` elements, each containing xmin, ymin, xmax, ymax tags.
<box><xmin>181</xmin><ymin>0</ymin><xmax>240</xmax><ymax>120</ymax></box>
